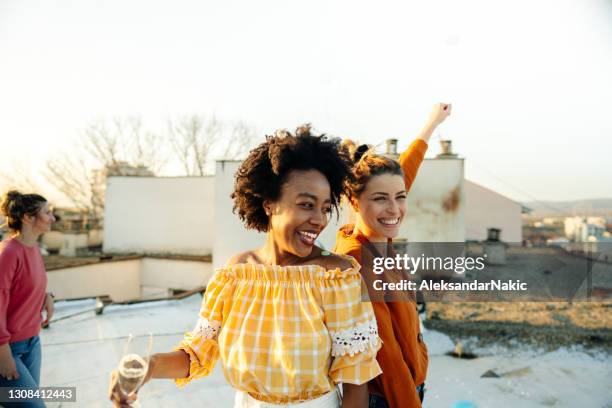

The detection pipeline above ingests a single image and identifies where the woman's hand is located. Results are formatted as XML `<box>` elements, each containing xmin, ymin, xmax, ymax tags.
<box><xmin>0</xmin><ymin>344</ymin><xmax>19</xmax><ymax>381</ymax></box>
<box><xmin>426</xmin><ymin>102</ymin><xmax>452</xmax><ymax>128</ymax></box>
<box><xmin>108</xmin><ymin>355</ymin><xmax>156</xmax><ymax>407</ymax></box>
<box><xmin>42</xmin><ymin>293</ymin><xmax>55</xmax><ymax>327</ymax></box>
<box><xmin>416</xmin><ymin>102</ymin><xmax>453</xmax><ymax>143</ymax></box>
<box><xmin>108</xmin><ymin>371</ymin><xmax>138</xmax><ymax>408</ymax></box>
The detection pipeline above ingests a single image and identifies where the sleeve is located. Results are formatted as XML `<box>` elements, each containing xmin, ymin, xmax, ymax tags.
<box><xmin>174</xmin><ymin>270</ymin><xmax>230</xmax><ymax>387</ymax></box>
<box><xmin>370</xmin><ymin>301</ymin><xmax>422</xmax><ymax>408</ymax></box>
<box><xmin>321</xmin><ymin>258</ymin><xmax>382</xmax><ymax>385</ymax></box>
<box><xmin>0</xmin><ymin>246</ymin><xmax>18</xmax><ymax>345</ymax></box>
<box><xmin>398</xmin><ymin>139</ymin><xmax>428</xmax><ymax>192</ymax></box>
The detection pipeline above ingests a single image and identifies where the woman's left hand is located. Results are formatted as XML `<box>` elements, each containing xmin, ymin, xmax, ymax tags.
<box><xmin>426</xmin><ymin>102</ymin><xmax>452</xmax><ymax>128</ymax></box>
<box><xmin>42</xmin><ymin>293</ymin><xmax>55</xmax><ymax>326</ymax></box>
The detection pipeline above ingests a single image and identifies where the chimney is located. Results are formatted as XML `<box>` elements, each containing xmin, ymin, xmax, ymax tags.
<box><xmin>385</xmin><ymin>139</ymin><xmax>398</xmax><ymax>156</ymax></box>
<box><xmin>486</xmin><ymin>228</ymin><xmax>501</xmax><ymax>242</ymax></box>
<box><xmin>484</xmin><ymin>228</ymin><xmax>506</xmax><ymax>265</ymax></box>
<box><xmin>437</xmin><ymin>139</ymin><xmax>458</xmax><ymax>159</ymax></box>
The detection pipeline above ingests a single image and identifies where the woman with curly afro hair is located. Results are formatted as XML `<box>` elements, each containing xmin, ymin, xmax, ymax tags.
<box><xmin>110</xmin><ymin>125</ymin><xmax>382</xmax><ymax>408</ymax></box>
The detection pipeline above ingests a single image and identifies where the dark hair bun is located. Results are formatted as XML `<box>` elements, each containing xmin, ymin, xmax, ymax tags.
<box><xmin>340</xmin><ymin>139</ymin><xmax>372</xmax><ymax>164</ymax></box>
<box><xmin>6</xmin><ymin>190</ymin><xmax>22</xmax><ymax>200</ymax></box>
<box><xmin>1</xmin><ymin>190</ymin><xmax>47</xmax><ymax>232</ymax></box>
<box><xmin>1</xmin><ymin>190</ymin><xmax>22</xmax><ymax>217</ymax></box>
<box><xmin>353</xmin><ymin>144</ymin><xmax>370</xmax><ymax>163</ymax></box>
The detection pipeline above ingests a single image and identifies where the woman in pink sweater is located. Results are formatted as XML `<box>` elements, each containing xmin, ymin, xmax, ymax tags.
<box><xmin>0</xmin><ymin>190</ymin><xmax>55</xmax><ymax>407</ymax></box>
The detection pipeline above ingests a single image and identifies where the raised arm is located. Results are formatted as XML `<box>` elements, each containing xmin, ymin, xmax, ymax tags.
<box><xmin>416</xmin><ymin>102</ymin><xmax>452</xmax><ymax>144</ymax></box>
<box><xmin>399</xmin><ymin>103</ymin><xmax>452</xmax><ymax>191</ymax></box>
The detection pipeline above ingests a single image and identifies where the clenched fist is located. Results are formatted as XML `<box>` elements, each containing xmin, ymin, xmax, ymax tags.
<box><xmin>426</xmin><ymin>103</ymin><xmax>452</xmax><ymax>128</ymax></box>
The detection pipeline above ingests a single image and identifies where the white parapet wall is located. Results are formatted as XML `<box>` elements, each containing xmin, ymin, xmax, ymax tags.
<box><xmin>141</xmin><ymin>257</ymin><xmax>212</xmax><ymax>290</ymax></box>
<box><xmin>104</xmin><ymin>176</ymin><xmax>215</xmax><ymax>255</ymax></box>
<box><xmin>47</xmin><ymin>257</ymin><xmax>213</xmax><ymax>302</ymax></box>
<box><xmin>47</xmin><ymin>259</ymin><xmax>141</xmax><ymax>301</ymax></box>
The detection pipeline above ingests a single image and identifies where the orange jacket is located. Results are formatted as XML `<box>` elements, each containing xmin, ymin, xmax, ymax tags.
<box><xmin>333</xmin><ymin>139</ymin><xmax>428</xmax><ymax>408</ymax></box>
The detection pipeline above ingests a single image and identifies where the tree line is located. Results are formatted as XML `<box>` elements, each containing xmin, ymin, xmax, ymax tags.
<box><xmin>0</xmin><ymin>115</ymin><xmax>258</xmax><ymax>220</ymax></box>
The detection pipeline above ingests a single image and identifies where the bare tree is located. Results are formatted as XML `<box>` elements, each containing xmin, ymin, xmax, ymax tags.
<box><xmin>0</xmin><ymin>161</ymin><xmax>41</xmax><ymax>194</ymax></box>
<box><xmin>82</xmin><ymin>117</ymin><xmax>167</xmax><ymax>174</ymax></box>
<box><xmin>45</xmin><ymin>116</ymin><xmax>166</xmax><ymax>218</ymax></box>
<box><xmin>220</xmin><ymin>120</ymin><xmax>257</xmax><ymax>160</ymax></box>
<box><xmin>168</xmin><ymin>115</ymin><xmax>257</xmax><ymax>175</ymax></box>
<box><xmin>45</xmin><ymin>155</ymin><xmax>101</xmax><ymax>216</ymax></box>
<box><xmin>167</xmin><ymin>115</ymin><xmax>223</xmax><ymax>176</ymax></box>
<box><xmin>43</xmin><ymin>115</ymin><xmax>256</xmax><ymax>219</ymax></box>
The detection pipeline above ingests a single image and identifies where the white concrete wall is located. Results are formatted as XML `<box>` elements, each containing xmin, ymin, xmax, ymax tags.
<box><xmin>47</xmin><ymin>259</ymin><xmax>141</xmax><ymax>301</ymax></box>
<box><xmin>104</xmin><ymin>176</ymin><xmax>214</xmax><ymax>255</ymax></box>
<box><xmin>213</xmin><ymin>161</ymin><xmax>266</xmax><ymax>269</ymax></box>
<box><xmin>141</xmin><ymin>258</ymin><xmax>213</xmax><ymax>290</ymax></box>
<box><xmin>464</xmin><ymin>180</ymin><xmax>522</xmax><ymax>242</ymax></box>
<box><xmin>400</xmin><ymin>158</ymin><xmax>466</xmax><ymax>242</ymax></box>
<box><xmin>47</xmin><ymin>257</ymin><xmax>213</xmax><ymax>301</ymax></box>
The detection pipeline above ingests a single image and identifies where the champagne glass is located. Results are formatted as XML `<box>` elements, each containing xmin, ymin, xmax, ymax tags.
<box><xmin>117</xmin><ymin>333</ymin><xmax>153</xmax><ymax>407</ymax></box>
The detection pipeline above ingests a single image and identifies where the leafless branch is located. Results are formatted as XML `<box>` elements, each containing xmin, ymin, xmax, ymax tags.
<box><xmin>167</xmin><ymin>115</ymin><xmax>222</xmax><ymax>176</ymax></box>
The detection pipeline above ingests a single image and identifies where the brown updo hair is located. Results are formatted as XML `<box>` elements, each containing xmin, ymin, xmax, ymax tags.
<box><xmin>1</xmin><ymin>190</ymin><xmax>48</xmax><ymax>232</ymax></box>
<box><xmin>342</xmin><ymin>139</ymin><xmax>403</xmax><ymax>201</ymax></box>
<box><xmin>232</xmin><ymin>124</ymin><xmax>353</xmax><ymax>232</ymax></box>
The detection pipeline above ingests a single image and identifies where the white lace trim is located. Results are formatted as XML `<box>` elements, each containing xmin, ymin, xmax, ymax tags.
<box><xmin>192</xmin><ymin>317</ymin><xmax>221</xmax><ymax>340</ymax></box>
<box><xmin>330</xmin><ymin>319</ymin><xmax>380</xmax><ymax>357</ymax></box>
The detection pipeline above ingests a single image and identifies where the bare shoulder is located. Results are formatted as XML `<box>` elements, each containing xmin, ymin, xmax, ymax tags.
<box><xmin>226</xmin><ymin>250</ymin><xmax>258</xmax><ymax>267</ymax></box>
<box><xmin>309</xmin><ymin>251</ymin><xmax>354</xmax><ymax>271</ymax></box>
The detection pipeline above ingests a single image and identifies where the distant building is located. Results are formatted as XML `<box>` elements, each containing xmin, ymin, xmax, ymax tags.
<box><xmin>104</xmin><ymin>161</ymin><xmax>155</xmax><ymax>177</ymax></box>
<box><xmin>464</xmin><ymin>180</ymin><xmax>522</xmax><ymax>243</ymax></box>
<box><xmin>565</xmin><ymin>216</ymin><xmax>607</xmax><ymax>242</ymax></box>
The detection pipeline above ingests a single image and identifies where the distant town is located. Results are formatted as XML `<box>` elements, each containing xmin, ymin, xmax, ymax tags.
<box><xmin>522</xmin><ymin>199</ymin><xmax>612</xmax><ymax>247</ymax></box>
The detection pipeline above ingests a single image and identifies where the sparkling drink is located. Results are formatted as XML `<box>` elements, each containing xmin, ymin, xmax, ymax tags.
<box><xmin>117</xmin><ymin>353</ymin><xmax>148</xmax><ymax>396</ymax></box>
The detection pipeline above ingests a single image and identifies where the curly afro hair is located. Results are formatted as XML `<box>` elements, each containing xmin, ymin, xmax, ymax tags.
<box><xmin>232</xmin><ymin>124</ymin><xmax>353</xmax><ymax>232</ymax></box>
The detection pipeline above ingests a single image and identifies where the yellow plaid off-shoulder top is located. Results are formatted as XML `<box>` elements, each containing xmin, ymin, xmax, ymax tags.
<box><xmin>174</xmin><ymin>256</ymin><xmax>382</xmax><ymax>404</ymax></box>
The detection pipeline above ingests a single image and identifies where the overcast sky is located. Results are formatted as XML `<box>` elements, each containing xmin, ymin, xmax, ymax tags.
<box><xmin>0</xmin><ymin>0</ymin><xmax>611</xmax><ymax>203</ymax></box>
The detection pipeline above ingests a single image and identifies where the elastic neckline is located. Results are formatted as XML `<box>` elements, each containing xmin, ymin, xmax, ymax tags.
<box><xmin>219</xmin><ymin>261</ymin><xmax>359</xmax><ymax>272</ymax></box>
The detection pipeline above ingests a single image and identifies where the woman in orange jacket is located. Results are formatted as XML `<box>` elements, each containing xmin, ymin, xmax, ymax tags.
<box><xmin>334</xmin><ymin>103</ymin><xmax>452</xmax><ymax>408</ymax></box>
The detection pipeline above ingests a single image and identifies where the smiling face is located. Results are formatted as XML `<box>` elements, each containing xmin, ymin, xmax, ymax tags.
<box><xmin>265</xmin><ymin>169</ymin><xmax>333</xmax><ymax>258</ymax></box>
<box><xmin>353</xmin><ymin>173</ymin><xmax>407</xmax><ymax>241</ymax></box>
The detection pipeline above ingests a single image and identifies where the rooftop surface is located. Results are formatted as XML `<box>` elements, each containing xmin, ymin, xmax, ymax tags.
<box><xmin>40</xmin><ymin>295</ymin><xmax>611</xmax><ymax>407</ymax></box>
